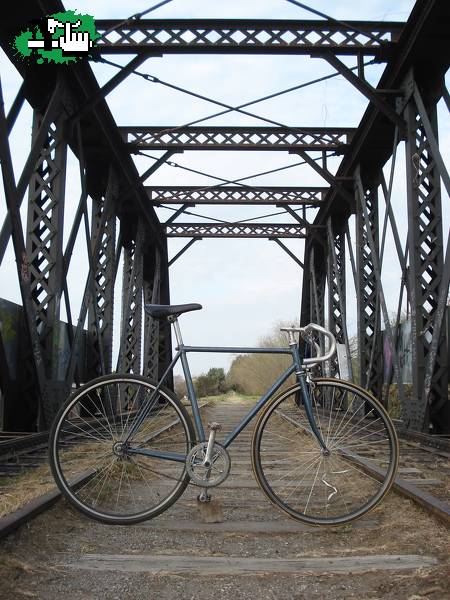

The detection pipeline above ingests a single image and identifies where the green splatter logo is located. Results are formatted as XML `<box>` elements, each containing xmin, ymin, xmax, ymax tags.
<box><xmin>14</xmin><ymin>10</ymin><xmax>98</xmax><ymax>64</ymax></box>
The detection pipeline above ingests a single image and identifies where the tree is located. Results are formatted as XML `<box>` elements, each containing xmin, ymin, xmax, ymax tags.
<box><xmin>174</xmin><ymin>374</ymin><xmax>187</xmax><ymax>398</ymax></box>
<box><xmin>226</xmin><ymin>321</ymin><xmax>297</xmax><ymax>396</ymax></box>
<box><xmin>194</xmin><ymin>367</ymin><xmax>226</xmax><ymax>397</ymax></box>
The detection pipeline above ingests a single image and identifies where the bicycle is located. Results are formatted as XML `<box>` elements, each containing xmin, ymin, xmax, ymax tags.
<box><xmin>49</xmin><ymin>303</ymin><xmax>399</xmax><ymax>527</ymax></box>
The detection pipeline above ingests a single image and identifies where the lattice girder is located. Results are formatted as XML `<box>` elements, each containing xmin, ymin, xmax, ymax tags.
<box><xmin>326</xmin><ymin>221</ymin><xmax>349</xmax><ymax>377</ymax></box>
<box><xmin>25</xmin><ymin>109</ymin><xmax>67</xmax><ymax>425</ymax></box>
<box><xmin>355</xmin><ymin>181</ymin><xmax>383</xmax><ymax>400</ymax></box>
<box><xmin>309</xmin><ymin>245</ymin><xmax>326</xmax><ymax>329</ymax></box>
<box><xmin>146</xmin><ymin>186</ymin><xmax>326</xmax><ymax>205</ymax></box>
<box><xmin>96</xmin><ymin>19</ymin><xmax>402</xmax><ymax>56</ymax></box>
<box><xmin>122</xmin><ymin>126</ymin><xmax>354</xmax><ymax>151</ymax></box>
<box><xmin>143</xmin><ymin>246</ymin><xmax>161</xmax><ymax>381</ymax></box>
<box><xmin>166</xmin><ymin>223</ymin><xmax>307</xmax><ymax>238</ymax></box>
<box><xmin>87</xmin><ymin>178</ymin><xmax>117</xmax><ymax>378</ymax></box>
<box><xmin>404</xmin><ymin>96</ymin><xmax>447</xmax><ymax>432</ymax></box>
<box><xmin>156</xmin><ymin>241</ymin><xmax>173</xmax><ymax>387</ymax></box>
<box><xmin>118</xmin><ymin>223</ymin><xmax>144</xmax><ymax>374</ymax></box>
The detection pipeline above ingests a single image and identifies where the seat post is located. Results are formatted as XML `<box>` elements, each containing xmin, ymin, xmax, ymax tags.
<box><xmin>170</xmin><ymin>316</ymin><xmax>184</xmax><ymax>347</ymax></box>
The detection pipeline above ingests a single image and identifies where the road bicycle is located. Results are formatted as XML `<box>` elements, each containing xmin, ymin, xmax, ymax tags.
<box><xmin>49</xmin><ymin>303</ymin><xmax>399</xmax><ymax>527</ymax></box>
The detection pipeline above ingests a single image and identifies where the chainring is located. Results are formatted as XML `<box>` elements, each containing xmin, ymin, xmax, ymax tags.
<box><xmin>186</xmin><ymin>441</ymin><xmax>231</xmax><ymax>487</ymax></box>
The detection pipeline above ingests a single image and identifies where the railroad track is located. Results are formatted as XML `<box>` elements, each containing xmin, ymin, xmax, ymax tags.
<box><xmin>0</xmin><ymin>431</ymin><xmax>50</xmax><ymax>475</ymax></box>
<box><xmin>0</xmin><ymin>399</ymin><xmax>449</xmax><ymax>539</ymax></box>
<box><xmin>0</xmin><ymin>395</ymin><xmax>449</xmax><ymax>599</ymax></box>
<box><xmin>0</xmin><ymin>399</ymin><xmax>211</xmax><ymax>538</ymax></box>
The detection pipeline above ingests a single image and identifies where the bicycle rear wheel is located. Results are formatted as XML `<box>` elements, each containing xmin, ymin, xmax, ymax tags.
<box><xmin>49</xmin><ymin>374</ymin><xmax>195</xmax><ymax>524</ymax></box>
<box><xmin>252</xmin><ymin>378</ymin><xmax>398</xmax><ymax>526</ymax></box>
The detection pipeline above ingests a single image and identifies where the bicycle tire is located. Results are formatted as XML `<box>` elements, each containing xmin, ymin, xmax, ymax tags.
<box><xmin>251</xmin><ymin>378</ymin><xmax>398</xmax><ymax>526</ymax></box>
<box><xmin>49</xmin><ymin>374</ymin><xmax>195</xmax><ymax>525</ymax></box>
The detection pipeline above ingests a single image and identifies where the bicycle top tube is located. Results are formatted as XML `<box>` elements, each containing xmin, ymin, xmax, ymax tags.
<box><xmin>145</xmin><ymin>305</ymin><xmax>330</xmax><ymax>451</ymax></box>
<box><xmin>182</xmin><ymin>345</ymin><xmax>292</xmax><ymax>354</ymax></box>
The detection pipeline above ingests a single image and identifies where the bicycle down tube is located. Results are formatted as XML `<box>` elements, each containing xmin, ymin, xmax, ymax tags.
<box><xmin>131</xmin><ymin>324</ymin><xmax>326</xmax><ymax>453</ymax></box>
<box><xmin>49</xmin><ymin>309</ymin><xmax>398</xmax><ymax>527</ymax></box>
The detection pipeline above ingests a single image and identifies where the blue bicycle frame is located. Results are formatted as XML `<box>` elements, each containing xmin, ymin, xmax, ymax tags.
<box><xmin>126</xmin><ymin>317</ymin><xmax>327</xmax><ymax>463</ymax></box>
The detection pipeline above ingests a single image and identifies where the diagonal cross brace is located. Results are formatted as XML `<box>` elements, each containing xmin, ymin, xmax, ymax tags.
<box><xmin>0</xmin><ymin>83</ymin><xmax>62</xmax><ymax>265</ymax></box>
<box><xmin>0</xmin><ymin>78</ymin><xmax>48</xmax><ymax>419</ymax></box>
<box><xmin>168</xmin><ymin>237</ymin><xmax>202</xmax><ymax>267</ymax></box>
<box><xmin>292</xmin><ymin>149</ymin><xmax>355</xmax><ymax>206</ymax></box>
<box><xmin>318</xmin><ymin>53</ymin><xmax>406</xmax><ymax>134</ymax></box>
<box><xmin>69</xmin><ymin>55</ymin><xmax>152</xmax><ymax>124</ymax></box>
<box><xmin>270</xmin><ymin>237</ymin><xmax>304</xmax><ymax>268</ymax></box>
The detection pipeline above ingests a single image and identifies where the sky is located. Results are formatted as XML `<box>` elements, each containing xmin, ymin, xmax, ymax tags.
<box><xmin>0</xmin><ymin>0</ymin><xmax>448</xmax><ymax>377</ymax></box>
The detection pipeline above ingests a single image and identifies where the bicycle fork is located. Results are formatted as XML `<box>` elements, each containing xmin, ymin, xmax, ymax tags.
<box><xmin>289</xmin><ymin>333</ymin><xmax>329</xmax><ymax>453</ymax></box>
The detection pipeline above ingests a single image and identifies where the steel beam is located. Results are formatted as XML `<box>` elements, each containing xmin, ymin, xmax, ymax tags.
<box><xmin>146</xmin><ymin>186</ymin><xmax>327</xmax><ymax>205</ymax></box>
<box><xmin>95</xmin><ymin>19</ymin><xmax>402</xmax><ymax>56</ymax></box>
<box><xmin>404</xmin><ymin>89</ymin><xmax>448</xmax><ymax>433</ymax></box>
<box><xmin>166</xmin><ymin>223</ymin><xmax>307</xmax><ymax>238</ymax></box>
<box><xmin>69</xmin><ymin>55</ymin><xmax>150</xmax><ymax>124</ymax></box>
<box><xmin>355</xmin><ymin>179</ymin><xmax>383</xmax><ymax>400</ymax></box>
<box><xmin>326</xmin><ymin>218</ymin><xmax>353</xmax><ymax>379</ymax></box>
<box><xmin>168</xmin><ymin>238</ymin><xmax>202</xmax><ymax>267</ymax></box>
<box><xmin>312</xmin><ymin>0</ymin><xmax>449</xmax><ymax>227</ymax></box>
<box><xmin>309</xmin><ymin>244</ymin><xmax>326</xmax><ymax>329</ymax></box>
<box><xmin>122</xmin><ymin>126</ymin><xmax>354</xmax><ymax>152</ymax></box>
<box><xmin>157</xmin><ymin>239</ymin><xmax>173</xmax><ymax>387</ymax></box>
<box><xmin>143</xmin><ymin>245</ymin><xmax>161</xmax><ymax>381</ymax></box>
<box><xmin>292</xmin><ymin>149</ymin><xmax>355</xmax><ymax>206</ymax></box>
<box><xmin>6</xmin><ymin>81</ymin><xmax>25</xmax><ymax>134</ymax></box>
<box><xmin>118</xmin><ymin>222</ymin><xmax>145</xmax><ymax>375</ymax></box>
<box><xmin>270</xmin><ymin>238</ymin><xmax>304</xmax><ymax>269</ymax></box>
<box><xmin>25</xmin><ymin>107</ymin><xmax>68</xmax><ymax>425</ymax></box>
<box><xmin>356</xmin><ymin>172</ymin><xmax>405</xmax><ymax>417</ymax></box>
<box><xmin>309</xmin><ymin>243</ymin><xmax>327</xmax><ymax>371</ymax></box>
<box><xmin>87</xmin><ymin>171</ymin><xmax>118</xmax><ymax>379</ymax></box>
<box><xmin>0</xmin><ymin>84</ymin><xmax>61</xmax><ymax>266</ymax></box>
<box><xmin>319</xmin><ymin>53</ymin><xmax>406</xmax><ymax>134</ymax></box>
<box><xmin>0</xmin><ymin>81</ymin><xmax>50</xmax><ymax>431</ymax></box>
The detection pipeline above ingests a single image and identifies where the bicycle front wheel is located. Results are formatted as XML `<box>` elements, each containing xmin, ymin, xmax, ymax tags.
<box><xmin>49</xmin><ymin>374</ymin><xmax>195</xmax><ymax>524</ymax></box>
<box><xmin>252</xmin><ymin>378</ymin><xmax>398</xmax><ymax>526</ymax></box>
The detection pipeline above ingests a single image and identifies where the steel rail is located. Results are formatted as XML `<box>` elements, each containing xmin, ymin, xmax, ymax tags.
<box><xmin>343</xmin><ymin>450</ymin><xmax>450</xmax><ymax>525</ymax></box>
<box><xmin>0</xmin><ymin>401</ymin><xmax>210</xmax><ymax>539</ymax></box>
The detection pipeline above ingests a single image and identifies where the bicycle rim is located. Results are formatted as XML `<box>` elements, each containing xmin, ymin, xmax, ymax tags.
<box><xmin>252</xmin><ymin>379</ymin><xmax>398</xmax><ymax>526</ymax></box>
<box><xmin>49</xmin><ymin>375</ymin><xmax>194</xmax><ymax>524</ymax></box>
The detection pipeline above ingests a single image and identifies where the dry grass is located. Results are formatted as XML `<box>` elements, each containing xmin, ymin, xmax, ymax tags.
<box><xmin>198</xmin><ymin>392</ymin><xmax>259</xmax><ymax>405</ymax></box>
<box><xmin>0</xmin><ymin>441</ymin><xmax>108</xmax><ymax>518</ymax></box>
<box><xmin>0</xmin><ymin>418</ymin><xmax>189</xmax><ymax>518</ymax></box>
<box><xmin>0</xmin><ymin>463</ymin><xmax>55</xmax><ymax>518</ymax></box>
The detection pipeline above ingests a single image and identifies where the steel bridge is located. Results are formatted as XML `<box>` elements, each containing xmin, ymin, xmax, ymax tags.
<box><xmin>0</xmin><ymin>0</ymin><xmax>449</xmax><ymax>434</ymax></box>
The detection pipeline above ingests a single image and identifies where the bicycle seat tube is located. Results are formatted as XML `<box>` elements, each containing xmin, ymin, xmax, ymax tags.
<box><xmin>287</xmin><ymin>331</ymin><xmax>328</xmax><ymax>452</ymax></box>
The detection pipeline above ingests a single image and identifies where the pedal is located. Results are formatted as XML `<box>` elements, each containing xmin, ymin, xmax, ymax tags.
<box><xmin>208</xmin><ymin>422</ymin><xmax>222</xmax><ymax>432</ymax></box>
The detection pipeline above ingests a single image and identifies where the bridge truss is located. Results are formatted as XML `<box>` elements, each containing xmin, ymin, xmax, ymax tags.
<box><xmin>0</xmin><ymin>0</ymin><xmax>449</xmax><ymax>433</ymax></box>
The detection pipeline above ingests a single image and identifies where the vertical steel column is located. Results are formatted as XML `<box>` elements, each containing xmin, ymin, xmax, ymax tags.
<box><xmin>404</xmin><ymin>90</ymin><xmax>448</xmax><ymax>432</ymax></box>
<box><xmin>326</xmin><ymin>218</ymin><xmax>353</xmax><ymax>379</ymax></box>
<box><xmin>309</xmin><ymin>243</ymin><xmax>326</xmax><ymax>328</ymax></box>
<box><xmin>299</xmin><ymin>242</ymin><xmax>311</xmax><ymax>325</ymax></box>
<box><xmin>355</xmin><ymin>177</ymin><xmax>383</xmax><ymax>400</ymax></box>
<box><xmin>87</xmin><ymin>171</ymin><xmax>117</xmax><ymax>379</ymax></box>
<box><xmin>157</xmin><ymin>238</ymin><xmax>173</xmax><ymax>387</ymax></box>
<box><xmin>25</xmin><ymin>108</ymin><xmax>67</xmax><ymax>426</ymax></box>
<box><xmin>299</xmin><ymin>241</ymin><xmax>312</xmax><ymax>360</ymax></box>
<box><xmin>118</xmin><ymin>221</ymin><xmax>144</xmax><ymax>374</ymax></box>
<box><xmin>308</xmin><ymin>241</ymin><xmax>327</xmax><ymax>373</ymax></box>
<box><xmin>143</xmin><ymin>245</ymin><xmax>161</xmax><ymax>381</ymax></box>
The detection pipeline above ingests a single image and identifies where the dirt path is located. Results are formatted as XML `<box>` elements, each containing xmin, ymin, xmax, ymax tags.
<box><xmin>0</xmin><ymin>395</ymin><xmax>449</xmax><ymax>599</ymax></box>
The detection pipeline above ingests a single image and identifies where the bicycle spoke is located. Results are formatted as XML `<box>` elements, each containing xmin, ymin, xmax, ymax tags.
<box><xmin>253</xmin><ymin>380</ymin><xmax>397</xmax><ymax>525</ymax></box>
<box><xmin>50</xmin><ymin>375</ymin><xmax>193</xmax><ymax>523</ymax></box>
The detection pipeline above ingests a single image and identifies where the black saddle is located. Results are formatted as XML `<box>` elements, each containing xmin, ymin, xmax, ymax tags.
<box><xmin>144</xmin><ymin>303</ymin><xmax>202</xmax><ymax>320</ymax></box>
